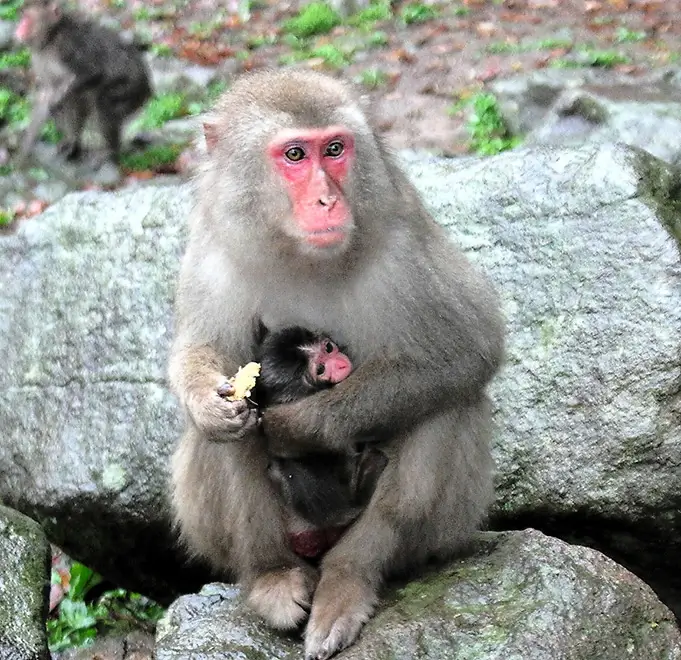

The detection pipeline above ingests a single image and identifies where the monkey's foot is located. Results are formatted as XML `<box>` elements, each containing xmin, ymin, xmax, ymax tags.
<box><xmin>304</xmin><ymin>571</ymin><xmax>376</xmax><ymax>660</ymax></box>
<box><xmin>246</xmin><ymin>565</ymin><xmax>317</xmax><ymax>630</ymax></box>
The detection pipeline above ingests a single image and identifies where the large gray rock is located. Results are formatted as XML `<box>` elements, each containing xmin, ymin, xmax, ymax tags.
<box><xmin>155</xmin><ymin>529</ymin><xmax>681</xmax><ymax>660</ymax></box>
<box><xmin>491</xmin><ymin>68</ymin><xmax>681</xmax><ymax>165</ymax></box>
<box><xmin>1</xmin><ymin>142</ymin><xmax>680</xmax><ymax>617</ymax></box>
<box><xmin>0</xmin><ymin>184</ymin><xmax>207</xmax><ymax>602</ymax></box>
<box><xmin>0</xmin><ymin>505</ymin><xmax>50</xmax><ymax>660</ymax></box>
<box><xmin>405</xmin><ymin>143</ymin><xmax>681</xmax><ymax>614</ymax></box>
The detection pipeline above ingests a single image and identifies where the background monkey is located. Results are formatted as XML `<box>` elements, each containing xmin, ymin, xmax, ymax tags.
<box><xmin>250</xmin><ymin>324</ymin><xmax>388</xmax><ymax>556</ymax></box>
<box><xmin>169</xmin><ymin>70</ymin><xmax>504</xmax><ymax>660</ymax></box>
<box><xmin>14</xmin><ymin>0</ymin><xmax>151</xmax><ymax>164</ymax></box>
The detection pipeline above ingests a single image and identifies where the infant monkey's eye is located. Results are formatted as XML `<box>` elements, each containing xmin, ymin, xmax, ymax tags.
<box><xmin>325</xmin><ymin>342</ymin><xmax>334</xmax><ymax>353</ymax></box>
<box><xmin>316</xmin><ymin>364</ymin><xmax>326</xmax><ymax>376</ymax></box>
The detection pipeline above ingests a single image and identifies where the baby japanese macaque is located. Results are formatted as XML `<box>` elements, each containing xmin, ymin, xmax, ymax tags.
<box><xmin>253</xmin><ymin>325</ymin><xmax>387</xmax><ymax>557</ymax></box>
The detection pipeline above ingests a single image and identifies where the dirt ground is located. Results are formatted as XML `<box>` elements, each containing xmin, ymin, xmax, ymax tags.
<box><xmin>83</xmin><ymin>0</ymin><xmax>681</xmax><ymax>155</ymax></box>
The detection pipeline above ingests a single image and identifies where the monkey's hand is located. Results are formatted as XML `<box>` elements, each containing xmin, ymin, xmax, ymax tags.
<box><xmin>186</xmin><ymin>378</ymin><xmax>258</xmax><ymax>442</ymax></box>
<box><xmin>261</xmin><ymin>400</ymin><xmax>322</xmax><ymax>456</ymax></box>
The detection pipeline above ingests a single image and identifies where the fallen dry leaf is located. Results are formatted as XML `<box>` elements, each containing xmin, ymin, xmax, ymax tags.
<box><xmin>475</xmin><ymin>21</ymin><xmax>497</xmax><ymax>38</ymax></box>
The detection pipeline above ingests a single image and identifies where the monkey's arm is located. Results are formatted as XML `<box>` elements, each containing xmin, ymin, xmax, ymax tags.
<box><xmin>263</xmin><ymin>313</ymin><xmax>504</xmax><ymax>455</ymax></box>
<box><xmin>169</xmin><ymin>342</ymin><xmax>257</xmax><ymax>441</ymax></box>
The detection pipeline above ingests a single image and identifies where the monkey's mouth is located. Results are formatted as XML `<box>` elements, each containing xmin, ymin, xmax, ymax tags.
<box><xmin>304</xmin><ymin>228</ymin><xmax>347</xmax><ymax>248</ymax></box>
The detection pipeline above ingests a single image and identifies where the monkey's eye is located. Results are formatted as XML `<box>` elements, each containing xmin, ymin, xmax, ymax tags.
<box><xmin>284</xmin><ymin>146</ymin><xmax>305</xmax><ymax>162</ymax></box>
<box><xmin>325</xmin><ymin>341</ymin><xmax>334</xmax><ymax>353</ymax></box>
<box><xmin>324</xmin><ymin>141</ymin><xmax>344</xmax><ymax>158</ymax></box>
<box><xmin>316</xmin><ymin>364</ymin><xmax>326</xmax><ymax>376</ymax></box>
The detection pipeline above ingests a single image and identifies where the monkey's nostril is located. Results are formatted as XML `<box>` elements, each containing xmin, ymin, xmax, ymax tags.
<box><xmin>318</xmin><ymin>195</ymin><xmax>337</xmax><ymax>208</ymax></box>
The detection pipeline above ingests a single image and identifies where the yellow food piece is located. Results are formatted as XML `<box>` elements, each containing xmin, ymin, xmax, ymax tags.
<box><xmin>225</xmin><ymin>362</ymin><xmax>261</xmax><ymax>401</ymax></box>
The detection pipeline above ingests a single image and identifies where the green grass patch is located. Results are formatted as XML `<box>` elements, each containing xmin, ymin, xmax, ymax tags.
<box><xmin>283</xmin><ymin>3</ymin><xmax>342</xmax><ymax>38</ymax></box>
<box><xmin>552</xmin><ymin>46</ymin><xmax>630</xmax><ymax>68</ymax></box>
<box><xmin>119</xmin><ymin>143</ymin><xmax>183</xmax><ymax>172</ymax></box>
<box><xmin>348</xmin><ymin>2</ymin><xmax>392</xmax><ymax>27</ymax></box>
<box><xmin>188</xmin><ymin>18</ymin><xmax>225</xmax><ymax>39</ymax></box>
<box><xmin>450</xmin><ymin>93</ymin><xmax>520</xmax><ymax>157</ymax></box>
<box><xmin>138</xmin><ymin>92</ymin><xmax>188</xmax><ymax>129</ymax></box>
<box><xmin>467</xmin><ymin>93</ymin><xmax>521</xmax><ymax>156</ymax></box>
<box><xmin>48</xmin><ymin>562</ymin><xmax>164</xmax><ymax>652</ymax></box>
<box><xmin>579</xmin><ymin>47</ymin><xmax>631</xmax><ymax>66</ymax></box>
<box><xmin>0</xmin><ymin>208</ymin><xmax>15</xmax><ymax>225</ymax></box>
<box><xmin>185</xmin><ymin>79</ymin><xmax>228</xmax><ymax>115</ymax></box>
<box><xmin>614</xmin><ymin>26</ymin><xmax>646</xmax><ymax>43</ymax></box>
<box><xmin>149</xmin><ymin>43</ymin><xmax>173</xmax><ymax>57</ymax></box>
<box><xmin>486</xmin><ymin>36</ymin><xmax>573</xmax><ymax>54</ymax></box>
<box><xmin>0</xmin><ymin>48</ymin><xmax>31</xmax><ymax>69</ymax></box>
<box><xmin>400</xmin><ymin>2</ymin><xmax>439</xmax><ymax>25</ymax></box>
<box><xmin>310</xmin><ymin>43</ymin><xmax>352</xmax><ymax>67</ymax></box>
<box><xmin>0</xmin><ymin>87</ymin><xmax>29</xmax><ymax>126</ymax></box>
<box><xmin>366</xmin><ymin>30</ymin><xmax>389</xmax><ymax>47</ymax></box>
<box><xmin>246</xmin><ymin>33</ymin><xmax>278</xmax><ymax>49</ymax></box>
<box><xmin>279</xmin><ymin>41</ymin><xmax>354</xmax><ymax>68</ymax></box>
<box><xmin>0</xmin><ymin>0</ymin><xmax>23</xmax><ymax>20</ymax></box>
<box><xmin>356</xmin><ymin>68</ymin><xmax>389</xmax><ymax>88</ymax></box>
<box><xmin>40</xmin><ymin>119</ymin><xmax>62</xmax><ymax>144</ymax></box>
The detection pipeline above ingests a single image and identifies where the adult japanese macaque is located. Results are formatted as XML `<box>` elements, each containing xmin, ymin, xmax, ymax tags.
<box><xmin>14</xmin><ymin>0</ymin><xmax>151</xmax><ymax>165</ymax></box>
<box><xmin>252</xmin><ymin>324</ymin><xmax>388</xmax><ymax>555</ymax></box>
<box><xmin>169</xmin><ymin>69</ymin><xmax>504</xmax><ymax>660</ymax></box>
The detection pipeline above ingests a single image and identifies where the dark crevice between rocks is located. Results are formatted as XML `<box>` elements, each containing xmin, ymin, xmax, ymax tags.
<box><xmin>19</xmin><ymin>500</ymin><xmax>220</xmax><ymax>607</ymax></box>
<box><xmin>491</xmin><ymin>510</ymin><xmax>681</xmax><ymax>626</ymax></box>
<box><xmin>632</xmin><ymin>147</ymin><xmax>681</xmax><ymax>254</ymax></box>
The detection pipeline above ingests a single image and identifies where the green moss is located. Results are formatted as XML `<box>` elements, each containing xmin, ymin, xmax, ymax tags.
<box><xmin>283</xmin><ymin>3</ymin><xmax>341</xmax><ymax>39</ymax></box>
<box><xmin>634</xmin><ymin>149</ymin><xmax>681</xmax><ymax>253</ymax></box>
<box><xmin>0</xmin><ymin>209</ymin><xmax>14</xmax><ymax>226</ymax></box>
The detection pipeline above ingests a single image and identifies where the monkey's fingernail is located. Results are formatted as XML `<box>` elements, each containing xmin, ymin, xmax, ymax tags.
<box><xmin>217</xmin><ymin>383</ymin><xmax>234</xmax><ymax>397</ymax></box>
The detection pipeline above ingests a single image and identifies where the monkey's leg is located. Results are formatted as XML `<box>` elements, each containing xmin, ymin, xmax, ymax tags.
<box><xmin>94</xmin><ymin>95</ymin><xmax>124</xmax><ymax>163</ymax></box>
<box><xmin>171</xmin><ymin>426</ymin><xmax>319</xmax><ymax>630</ymax></box>
<box><xmin>54</xmin><ymin>95</ymin><xmax>88</xmax><ymax>161</ymax></box>
<box><xmin>304</xmin><ymin>401</ymin><xmax>494</xmax><ymax>660</ymax></box>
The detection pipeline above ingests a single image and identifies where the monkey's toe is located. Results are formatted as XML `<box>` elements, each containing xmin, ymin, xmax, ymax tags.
<box><xmin>246</xmin><ymin>565</ymin><xmax>317</xmax><ymax>630</ymax></box>
<box><xmin>304</xmin><ymin>573</ymin><xmax>375</xmax><ymax>659</ymax></box>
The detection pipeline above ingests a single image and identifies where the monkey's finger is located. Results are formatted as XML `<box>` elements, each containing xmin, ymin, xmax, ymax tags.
<box><xmin>215</xmin><ymin>396</ymin><xmax>250</xmax><ymax>418</ymax></box>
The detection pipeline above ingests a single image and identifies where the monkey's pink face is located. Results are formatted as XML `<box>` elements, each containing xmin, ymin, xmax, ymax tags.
<box><xmin>308</xmin><ymin>339</ymin><xmax>353</xmax><ymax>385</ymax></box>
<box><xmin>267</xmin><ymin>127</ymin><xmax>354</xmax><ymax>250</ymax></box>
<box><xmin>15</xmin><ymin>5</ymin><xmax>59</xmax><ymax>43</ymax></box>
<box><xmin>14</xmin><ymin>10</ymin><xmax>37</xmax><ymax>42</ymax></box>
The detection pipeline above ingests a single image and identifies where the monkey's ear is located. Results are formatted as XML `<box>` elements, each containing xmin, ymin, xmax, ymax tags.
<box><xmin>203</xmin><ymin>121</ymin><xmax>219</xmax><ymax>152</ymax></box>
<box><xmin>47</xmin><ymin>1</ymin><xmax>61</xmax><ymax>20</ymax></box>
<box><xmin>252</xmin><ymin>317</ymin><xmax>270</xmax><ymax>345</ymax></box>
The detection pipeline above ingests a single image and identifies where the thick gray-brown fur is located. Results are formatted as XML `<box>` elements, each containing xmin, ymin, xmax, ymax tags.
<box><xmin>169</xmin><ymin>69</ymin><xmax>504</xmax><ymax>660</ymax></box>
<box><xmin>17</xmin><ymin>0</ymin><xmax>151</xmax><ymax>164</ymax></box>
